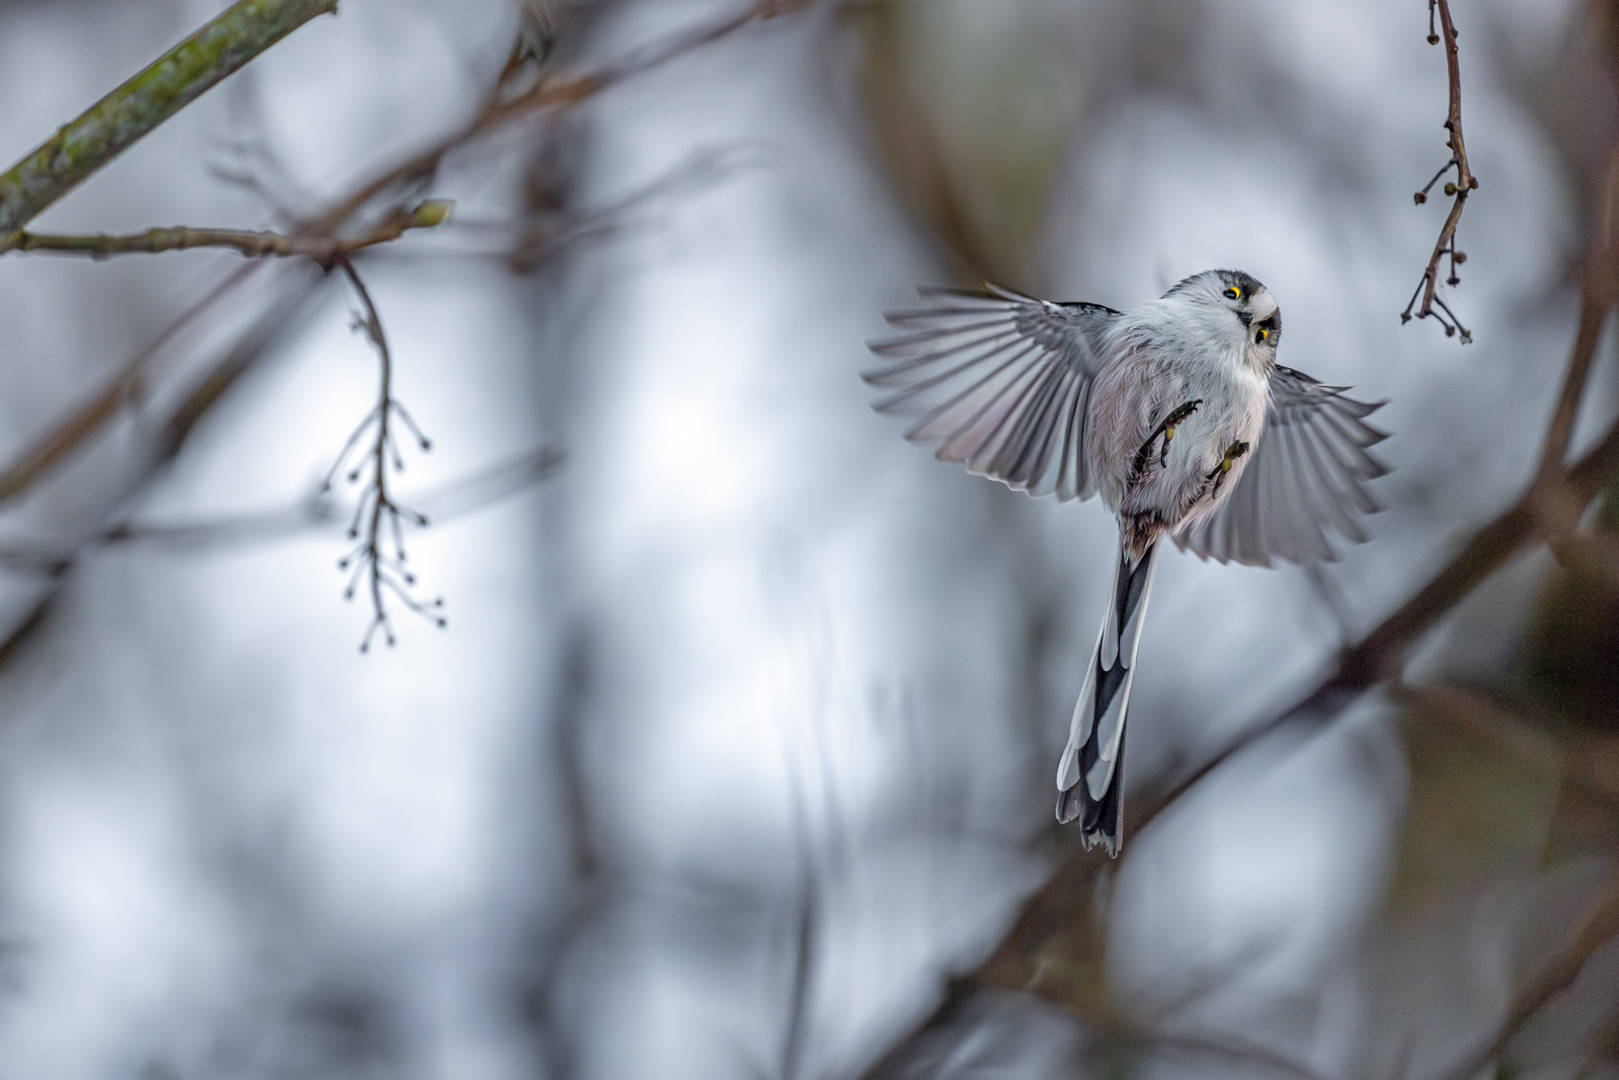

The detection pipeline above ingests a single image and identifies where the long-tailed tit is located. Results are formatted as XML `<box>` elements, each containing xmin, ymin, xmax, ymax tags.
<box><xmin>865</xmin><ymin>270</ymin><xmax>1388</xmax><ymax>854</ymax></box>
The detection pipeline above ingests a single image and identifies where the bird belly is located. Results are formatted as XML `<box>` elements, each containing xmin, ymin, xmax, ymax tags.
<box><xmin>1090</xmin><ymin>352</ymin><xmax>1268</xmax><ymax>533</ymax></box>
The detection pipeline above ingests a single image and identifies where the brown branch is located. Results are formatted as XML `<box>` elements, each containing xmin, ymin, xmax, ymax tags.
<box><xmin>1542</xmin><ymin>148</ymin><xmax>1619</xmax><ymax>469</ymax></box>
<box><xmin>11</xmin><ymin>200</ymin><xmax>450</xmax><ymax>263</ymax></box>
<box><xmin>1401</xmin><ymin>0</ymin><xmax>1480</xmax><ymax>342</ymax></box>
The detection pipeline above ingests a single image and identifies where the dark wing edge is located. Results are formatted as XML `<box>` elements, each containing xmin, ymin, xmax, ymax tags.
<box><xmin>863</xmin><ymin>283</ymin><xmax>1117</xmax><ymax>501</ymax></box>
<box><xmin>1175</xmin><ymin>365</ymin><xmax>1390</xmax><ymax>567</ymax></box>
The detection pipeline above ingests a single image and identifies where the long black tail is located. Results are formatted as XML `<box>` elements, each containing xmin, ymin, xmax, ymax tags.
<box><xmin>1055</xmin><ymin>533</ymin><xmax>1160</xmax><ymax>854</ymax></box>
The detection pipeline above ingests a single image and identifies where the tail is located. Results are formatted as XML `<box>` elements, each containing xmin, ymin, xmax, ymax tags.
<box><xmin>1055</xmin><ymin>532</ymin><xmax>1160</xmax><ymax>855</ymax></box>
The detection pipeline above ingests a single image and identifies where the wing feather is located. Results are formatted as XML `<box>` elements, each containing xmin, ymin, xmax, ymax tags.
<box><xmin>864</xmin><ymin>286</ymin><xmax>1118</xmax><ymax>501</ymax></box>
<box><xmin>1176</xmin><ymin>366</ymin><xmax>1388</xmax><ymax>566</ymax></box>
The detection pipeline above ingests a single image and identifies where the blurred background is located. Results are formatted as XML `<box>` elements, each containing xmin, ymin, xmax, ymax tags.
<box><xmin>0</xmin><ymin>0</ymin><xmax>1614</xmax><ymax>1077</ymax></box>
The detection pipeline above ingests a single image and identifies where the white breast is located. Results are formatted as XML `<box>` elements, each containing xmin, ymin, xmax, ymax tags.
<box><xmin>1086</xmin><ymin>300</ymin><xmax>1270</xmax><ymax>526</ymax></box>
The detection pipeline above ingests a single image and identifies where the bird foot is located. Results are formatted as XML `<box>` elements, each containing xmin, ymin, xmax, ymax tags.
<box><xmin>1132</xmin><ymin>399</ymin><xmax>1202</xmax><ymax>477</ymax></box>
<box><xmin>1202</xmin><ymin>440</ymin><xmax>1250</xmax><ymax>499</ymax></box>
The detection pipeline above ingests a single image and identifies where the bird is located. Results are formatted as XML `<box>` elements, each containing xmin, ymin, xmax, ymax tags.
<box><xmin>863</xmin><ymin>269</ymin><xmax>1388</xmax><ymax>855</ymax></box>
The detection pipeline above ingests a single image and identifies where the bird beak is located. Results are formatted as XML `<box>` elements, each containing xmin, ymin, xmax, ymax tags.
<box><xmin>1253</xmin><ymin>291</ymin><xmax>1278</xmax><ymax>325</ymax></box>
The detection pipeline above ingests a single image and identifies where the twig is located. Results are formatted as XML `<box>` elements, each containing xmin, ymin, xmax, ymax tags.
<box><xmin>0</xmin><ymin>0</ymin><xmax>338</xmax><ymax>249</ymax></box>
<box><xmin>1401</xmin><ymin>0</ymin><xmax>1479</xmax><ymax>342</ymax></box>
<box><xmin>11</xmin><ymin>200</ymin><xmax>451</xmax><ymax>264</ymax></box>
<box><xmin>328</xmin><ymin>260</ymin><xmax>443</xmax><ymax>652</ymax></box>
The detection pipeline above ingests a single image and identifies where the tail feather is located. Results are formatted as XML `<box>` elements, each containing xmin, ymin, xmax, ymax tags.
<box><xmin>1056</xmin><ymin>533</ymin><xmax>1160</xmax><ymax>854</ymax></box>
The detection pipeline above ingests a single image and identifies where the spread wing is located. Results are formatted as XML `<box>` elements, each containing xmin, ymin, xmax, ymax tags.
<box><xmin>863</xmin><ymin>285</ymin><xmax>1118</xmax><ymax>501</ymax></box>
<box><xmin>1176</xmin><ymin>366</ymin><xmax>1389</xmax><ymax>566</ymax></box>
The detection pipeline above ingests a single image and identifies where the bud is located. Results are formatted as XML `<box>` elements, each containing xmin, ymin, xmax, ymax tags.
<box><xmin>410</xmin><ymin>200</ymin><xmax>454</xmax><ymax>228</ymax></box>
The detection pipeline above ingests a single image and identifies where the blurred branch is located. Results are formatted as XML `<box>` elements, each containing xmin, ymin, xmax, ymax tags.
<box><xmin>0</xmin><ymin>0</ymin><xmax>338</xmax><ymax>248</ymax></box>
<box><xmin>1401</xmin><ymin>0</ymin><xmax>1479</xmax><ymax>342</ymax></box>
<box><xmin>0</xmin><ymin>261</ymin><xmax>266</xmax><ymax>502</ymax></box>
<box><xmin>1432</xmin><ymin>881</ymin><xmax>1619</xmax><ymax>1080</ymax></box>
<box><xmin>0</xmin><ymin>268</ymin><xmax>327</xmax><ymax>670</ymax></box>
<box><xmin>1542</xmin><ymin>155</ymin><xmax>1617</xmax><ymax>468</ymax></box>
<box><xmin>1399</xmin><ymin>682</ymin><xmax>1619</xmax><ymax>805</ymax></box>
<box><xmin>1123</xmin><ymin>1028</ymin><xmax>1336</xmax><ymax>1080</ymax></box>
<box><xmin>11</xmin><ymin>199</ymin><xmax>451</xmax><ymax>262</ymax></box>
<box><xmin>0</xmin><ymin>444</ymin><xmax>564</xmax><ymax>573</ymax></box>
<box><xmin>309</xmin><ymin>0</ymin><xmax>811</xmax><ymax>234</ymax></box>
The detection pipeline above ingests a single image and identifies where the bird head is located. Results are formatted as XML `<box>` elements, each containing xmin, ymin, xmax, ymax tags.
<box><xmin>1166</xmin><ymin>269</ymin><xmax>1282</xmax><ymax>371</ymax></box>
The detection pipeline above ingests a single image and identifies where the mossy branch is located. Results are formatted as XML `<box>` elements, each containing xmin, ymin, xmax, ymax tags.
<box><xmin>0</xmin><ymin>0</ymin><xmax>338</xmax><ymax>250</ymax></box>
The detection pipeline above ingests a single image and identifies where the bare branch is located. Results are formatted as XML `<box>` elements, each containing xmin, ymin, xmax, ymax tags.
<box><xmin>0</xmin><ymin>0</ymin><xmax>338</xmax><ymax>248</ymax></box>
<box><xmin>1401</xmin><ymin>0</ymin><xmax>1480</xmax><ymax>342</ymax></box>
<box><xmin>12</xmin><ymin>200</ymin><xmax>451</xmax><ymax>263</ymax></box>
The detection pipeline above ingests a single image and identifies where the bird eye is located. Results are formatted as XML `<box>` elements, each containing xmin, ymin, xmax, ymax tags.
<box><xmin>1224</xmin><ymin>286</ymin><xmax>1241</xmax><ymax>300</ymax></box>
<box><xmin>1256</xmin><ymin>328</ymin><xmax>1269</xmax><ymax>342</ymax></box>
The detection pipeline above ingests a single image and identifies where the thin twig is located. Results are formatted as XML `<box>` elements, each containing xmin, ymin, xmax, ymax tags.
<box><xmin>328</xmin><ymin>259</ymin><xmax>442</xmax><ymax>652</ymax></box>
<box><xmin>1401</xmin><ymin>0</ymin><xmax>1480</xmax><ymax>342</ymax></box>
<box><xmin>11</xmin><ymin>200</ymin><xmax>450</xmax><ymax>264</ymax></box>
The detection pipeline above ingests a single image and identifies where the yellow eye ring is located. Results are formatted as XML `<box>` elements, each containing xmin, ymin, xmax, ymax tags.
<box><xmin>1256</xmin><ymin>328</ymin><xmax>1269</xmax><ymax>341</ymax></box>
<box><xmin>1224</xmin><ymin>286</ymin><xmax>1241</xmax><ymax>300</ymax></box>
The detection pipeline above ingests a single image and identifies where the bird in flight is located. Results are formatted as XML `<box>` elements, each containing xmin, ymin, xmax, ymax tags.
<box><xmin>864</xmin><ymin>270</ymin><xmax>1388</xmax><ymax>854</ymax></box>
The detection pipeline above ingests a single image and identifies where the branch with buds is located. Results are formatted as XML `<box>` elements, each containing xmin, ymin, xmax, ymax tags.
<box><xmin>1401</xmin><ymin>0</ymin><xmax>1479</xmax><ymax>342</ymax></box>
